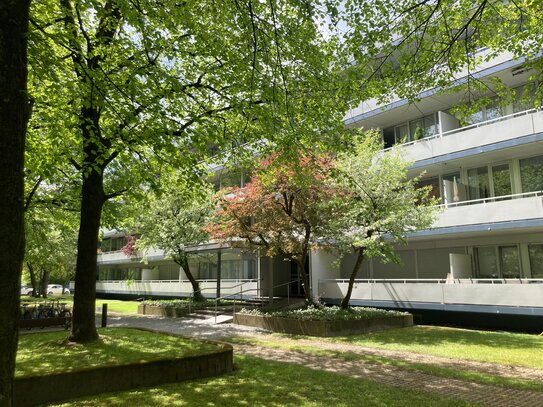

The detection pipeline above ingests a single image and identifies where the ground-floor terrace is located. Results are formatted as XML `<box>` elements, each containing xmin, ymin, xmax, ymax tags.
<box><xmin>90</xmin><ymin>226</ymin><xmax>543</xmax><ymax>330</ymax></box>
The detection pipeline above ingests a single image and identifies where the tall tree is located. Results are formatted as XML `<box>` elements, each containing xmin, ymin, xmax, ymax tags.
<box><xmin>133</xmin><ymin>179</ymin><xmax>214</xmax><ymax>302</ymax></box>
<box><xmin>24</xmin><ymin>206</ymin><xmax>78</xmax><ymax>297</ymax></box>
<box><xmin>329</xmin><ymin>131</ymin><xmax>437</xmax><ymax>309</ymax></box>
<box><xmin>28</xmin><ymin>0</ymin><xmax>349</xmax><ymax>342</ymax></box>
<box><xmin>0</xmin><ymin>1</ymin><xmax>31</xmax><ymax>405</ymax></box>
<box><xmin>208</xmin><ymin>151</ymin><xmax>341</xmax><ymax>305</ymax></box>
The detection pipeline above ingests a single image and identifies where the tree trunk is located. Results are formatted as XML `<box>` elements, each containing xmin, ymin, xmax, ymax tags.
<box><xmin>340</xmin><ymin>248</ymin><xmax>365</xmax><ymax>309</ymax></box>
<box><xmin>27</xmin><ymin>262</ymin><xmax>37</xmax><ymax>297</ymax></box>
<box><xmin>296</xmin><ymin>255</ymin><xmax>315</xmax><ymax>306</ymax></box>
<box><xmin>0</xmin><ymin>1</ymin><xmax>30</xmax><ymax>405</ymax></box>
<box><xmin>177</xmin><ymin>256</ymin><xmax>204</xmax><ymax>302</ymax></box>
<box><xmin>70</xmin><ymin>169</ymin><xmax>105</xmax><ymax>342</ymax></box>
<box><xmin>40</xmin><ymin>269</ymin><xmax>49</xmax><ymax>299</ymax></box>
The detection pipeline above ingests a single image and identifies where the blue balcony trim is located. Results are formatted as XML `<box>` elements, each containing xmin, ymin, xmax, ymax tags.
<box><xmin>409</xmin><ymin>218</ymin><xmax>543</xmax><ymax>238</ymax></box>
<box><xmin>410</xmin><ymin>131</ymin><xmax>543</xmax><ymax>169</ymax></box>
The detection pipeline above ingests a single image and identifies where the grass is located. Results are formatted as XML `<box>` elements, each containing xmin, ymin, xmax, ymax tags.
<box><xmin>95</xmin><ymin>299</ymin><xmax>140</xmax><ymax>314</ymax></box>
<box><xmin>20</xmin><ymin>295</ymin><xmax>141</xmax><ymax>314</ymax></box>
<box><xmin>47</xmin><ymin>355</ymin><xmax>478</xmax><ymax>407</ymax></box>
<box><xmin>325</xmin><ymin>325</ymin><xmax>543</xmax><ymax>368</ymax></box>
<box><xmin>16</xmin><ymin>328</ymin><xmax>218</xmax><ymax>377</ymax></box>
<box><xmin>227</xmin><ymin>336</ymin><xmax>543</xmax><ymax>392</ymax></box>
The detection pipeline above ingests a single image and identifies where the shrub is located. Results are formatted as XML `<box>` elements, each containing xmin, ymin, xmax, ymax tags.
<box><xmin>239</xmin><ymin>305</ymin><xmax>406</xmax><ymax>321</ymax></box>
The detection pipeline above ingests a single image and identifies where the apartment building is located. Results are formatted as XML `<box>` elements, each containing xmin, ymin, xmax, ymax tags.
<box><xmin>316</xmin><ymin>51</ymin><xmax>543</xmax><ymax>329</ymax></box>
<box><xmin>93</xmin><ymin>50</ymin><xmax>543</xmax><ymax>329</ymax></box>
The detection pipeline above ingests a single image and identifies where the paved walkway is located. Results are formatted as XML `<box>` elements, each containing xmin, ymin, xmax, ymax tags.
<box><xmin>106</xmin><ymin>314</ymin><xmax>543</xmax><ymax>407</ymax></box>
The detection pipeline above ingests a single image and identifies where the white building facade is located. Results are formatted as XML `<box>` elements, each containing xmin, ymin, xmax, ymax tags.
<box><xmin>93</xmin><ymin>52</ymin><xmax>543</xmax><ymax>329</ymax></box>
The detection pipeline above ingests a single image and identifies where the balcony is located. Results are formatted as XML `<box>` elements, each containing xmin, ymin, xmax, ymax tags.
<box><xmin>319</xmin><ymin>278</ymin><xmax>543</xmax><ymax>315</ymax></box>
<box><xmin>95</xmin><ymin>279</ymin><xmax>259</xmax><ymax>298</ymax></box>
<box><xmin>97</xmin><ymin>247</ymin><xmax>165</xmax><ymax>265</ymax></box>
<box><xmin>434</xmin><ymin>191</ymin><xmax>543</xmax><ymax>229</ymax></box>
<box><xmin>388</xmin><ymin>109</ymin><xmax>543</xmax><ymax>165</ymax></box>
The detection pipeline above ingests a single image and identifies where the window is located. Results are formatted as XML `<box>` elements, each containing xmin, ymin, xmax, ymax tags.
<box><xmin>463</xmin><ymin>98</ymin><xmax>504</xmax><ymax>125</ymax></box>
<box><xmin>474</xmin><ymin>245</ymin><xmax>521</xmax><ymax>278</ymax></box>
<box><xmin>393</xmin><ymin>113</ymin><xmax>439</xmax><ymax>143</ymax></box>
<box><xmin>467</xmin><ymin>164</ymin><xmax>511</xmax><ymax>201</ymax></box>
<box><xmin>467</xmin><ymin>166</ymin><xmax>490</xmax><ymax>200</ymax></box>
<box><xmin>529</xmin><ymin>244</ymin><xmax>543</xmax><ymax>278</ymax></box>
<box><xmin>513</xmin><ymin>84</ymin><xmax>536</xmax><ymax>113</ymax></box>
<box><xmin>491</xmin><ymin>164</ymin><xmax>512</xmax><ymax>197</ymax></box>
<box><xmin>417</xmin><ymin>177</ymin><xmax>441</xmax><ymax>203</ymax></box>
<box><xmin>520</xmin><ymin>155</ymin><xmax>543</xmax><ymax>193</ymax></box>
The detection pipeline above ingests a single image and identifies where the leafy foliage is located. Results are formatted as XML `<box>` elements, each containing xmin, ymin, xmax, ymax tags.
<box><xmin>240</xmin><ymin>305</ymin><xmax>406</xmax><ymax>321</ymax></box>
<box><xmin>328</xmin><ymin>131</ymin><xmax>437</xmax><ymax>308</ymax></box>
<box><xmin>132</xmin><ymin>177</ymin><xmax>215</xmax><ymax>301</ymax></box>
<box><xmin>208</xmin><ymin>151</ymin><xmax>342</xmax><ymax>304</ymax></box>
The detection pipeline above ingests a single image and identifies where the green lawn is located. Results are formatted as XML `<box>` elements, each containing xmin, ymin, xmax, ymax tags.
<box><xmin>20</xmin><ymin>295</ymin><xmax>141</xmax><ymax>314</ymax></box>
<box><xmin>95</xmin><ymin>299</ymin><xmax>140</xmax><ymax>314</ymax></box>
<box><xmin>16</xmin><ymin>328</ymin><xmax>218</xmax><ymax>377</ymax></box>
<box><xmin>227</xmin><ymin>336</ymin><xmax>543</xmax><ymax>392</ymax></box>
<box><xmin>324</xmin><ymin>326</ymin><xmax>543</xmax><ymax>368</ymax></box>
<box><xmin>47</xmin><ymin>355</ymin><xmax>478</xmax><ymax>407</ymax></box>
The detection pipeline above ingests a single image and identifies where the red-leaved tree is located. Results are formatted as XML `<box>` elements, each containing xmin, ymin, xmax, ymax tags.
<box><xmin>208</xmin><ymin>152</ymin><xmax>344</xmax><ymax>305</ymax></box>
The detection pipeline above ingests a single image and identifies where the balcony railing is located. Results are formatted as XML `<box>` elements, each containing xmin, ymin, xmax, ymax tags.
<box><xmin>384</xmin><ymin>108</ymin><xmax>538</xmax><ymax>152</ymax></box>
<box><xmin>318</xmin><ymin>278</ymin><xmax>543</xmax><ymax>310</ymax></box>
<box><xmin>439</xmin><ymin>190</ymin><xmax>543</xmax><ymax>209</ymax></box>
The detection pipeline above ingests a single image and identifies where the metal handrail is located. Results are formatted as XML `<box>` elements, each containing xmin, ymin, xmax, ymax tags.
<box><xmin>438</xmin><ymin>190</ymin><xmax>543</xmax><ymax>209</ymax></box>
<box><xmin>213</xmin><ymin>278</ymin><xmax>303</xmax><ymax>323</ymax></box>
<box><xmin>320</xmin><ymin>278</ymin><xmax>543</xmax><ymax>285</ymax></box>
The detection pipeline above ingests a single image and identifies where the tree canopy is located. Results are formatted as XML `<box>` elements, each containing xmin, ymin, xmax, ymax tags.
<box><xmin>329</xmin><ymin>131</ymin><xmax>437</xmax><ymax>308</ymax></box>
<box><xmin>133</xmin><ymin>178</ymin><xmax>215</xmax><ymax>302</ymax></box>
<box><xmin>209</xmin><ymin>151</ymin><xmax>343</xmax><ymax>305</ymax></box>
<box><xmin>27</xmin><ymin>0</ymin><xmax>352</xmax><ymax>341</ymax></box>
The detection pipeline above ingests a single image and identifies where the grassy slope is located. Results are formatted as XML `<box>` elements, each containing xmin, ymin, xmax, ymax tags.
<box><xmin>16</xmin><ymin>328</ymin><xmax>218</xmax><ymax>377</ymax></box>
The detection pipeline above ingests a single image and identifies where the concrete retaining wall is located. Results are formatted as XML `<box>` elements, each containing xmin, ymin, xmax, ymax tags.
<box><xmin>14</xmin><ymin>330</ymin><xmax>233</xmax><ymax>406</ymax></box>
<box><xmin>233</xmin><ymin>313</ymin><xmax>413</xmax><ymax>336</ymax></box>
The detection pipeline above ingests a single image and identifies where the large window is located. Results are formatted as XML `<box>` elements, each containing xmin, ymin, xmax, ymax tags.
<box><xmin>474</xmin><ymin>245</ymin><xmax>521</xmax><ymax>278</ymax></box>
<box><xmin>529</xmin><ymin>244</ymin><xmax>543</xmax><ymax>278</ymax></box>
<box><xmin>467</xmin><ymin>164</ymin><xmax>511</xmax><ymax>201</ymax></box>
<box><xmin>100</xmin><ymin>236</ymin><xmax>127</xmax><ymax>252</ymax></box>
<box><xmin>520</xmin><ymin>155</ymin><xmax>543</xmax><ymax>193</ymax></box>
<box><xmin>393</xmin><ymin>113</ymin><xmax>438</xmax><ymax>143</ymax></box>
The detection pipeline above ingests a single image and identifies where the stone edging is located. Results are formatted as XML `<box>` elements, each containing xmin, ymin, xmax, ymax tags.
<box><xmin>13</xmin><ymin>328</ymin><xmax>233</xmax><ymax>406</ymax></box>
<box><xmin>233</xmin><ymin>313</ymin><xmax>413</xmax><ymax>336</ymax></box>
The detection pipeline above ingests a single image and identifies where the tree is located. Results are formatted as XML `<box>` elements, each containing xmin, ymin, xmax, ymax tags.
<box><xmin>329</xmin><ymin>131</ymin><xmax>437</xmax><ymax>309</ymax></box>
<box><xmin>208</xmin><ymin>151</ymin><xmax>341</xmax><ymax>305</ymax></box>
<box><xmin>28</xmin><ymin>0</ymin><xmax>351</xmax><ymax>343</ymax></box>
<box><xmin>24</xmin><ymin>206</ymin><xmax>78</xmax><ymax>298</ymax></box>
<box><xmin>0</xmin><ymin>1</ymin><xmax>31</xmax><ymax>405</ymax></box>
<box><xmin>133</xmin><ymin>180</ymin><xmax>215</xmax><ymax>302</ymax></box>
<box><xmin>338</xmin><ymin>1</ymin><xmax>543</xmax><ymax>107</ymax></box>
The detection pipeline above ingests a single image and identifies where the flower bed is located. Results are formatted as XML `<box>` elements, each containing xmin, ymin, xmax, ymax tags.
<box><xmin>234</xmin><ymin>306</ymin><xmax>413</xmax><ymax>336</ymax></box>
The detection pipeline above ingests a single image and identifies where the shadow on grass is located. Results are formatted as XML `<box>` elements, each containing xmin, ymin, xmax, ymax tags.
<box><xmin>50</xmin><ymin>355</ymin><xmax>475</xmax><ymax>407</ymax></box>
<box><xmin>16</xmin><ymin>328</ymin><xmax>218</xmax><ymax>377</ymax></box>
